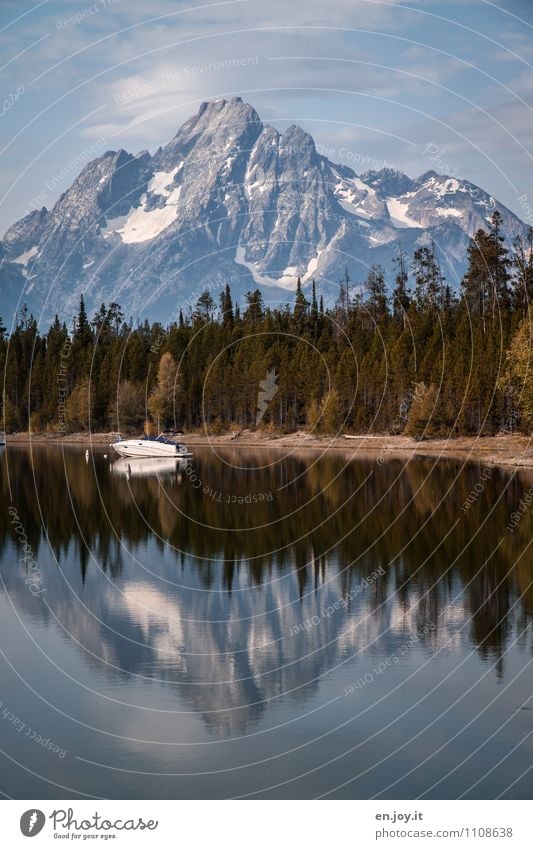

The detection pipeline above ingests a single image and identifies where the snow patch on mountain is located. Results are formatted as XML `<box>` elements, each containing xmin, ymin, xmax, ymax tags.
<box><xmin>148</xmin><ymin>165</ymin><xmax>181</xmax><ymax>197</ymax></box>
<box><xmin>235</xmin><ymin>246</ymin><xmax>299</xmax><ymax>290</ymax></box>
<box><xmin>386</xmin><ymin>199</ymin><xmax>420</xmax><ymax>228</ymax></box>
<box><xmin>103</xmin><ymin>183</ymin><xmax>183</xmax><ymax>244</ymax></box>
<box><xmin>435</xmin><ymin>207</ymin><xmax>463</xmax><ymax>219</ymax></box>
<box><xmin>12</xmin><ymin>246</ymin><xmax>39</xmax><ymax>266</ymax></box>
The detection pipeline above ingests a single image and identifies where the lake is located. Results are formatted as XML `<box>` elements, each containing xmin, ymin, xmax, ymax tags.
<box><xmin>0</xmin><ymin>444</ymin><xmax>532</xmax><ymax>799</ymax></box>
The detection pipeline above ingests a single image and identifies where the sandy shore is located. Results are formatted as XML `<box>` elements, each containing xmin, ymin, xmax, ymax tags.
<box><xmin>6</xmin><ymin>430</ymin><xmax>533</xmax><ymax>470</ymax></box>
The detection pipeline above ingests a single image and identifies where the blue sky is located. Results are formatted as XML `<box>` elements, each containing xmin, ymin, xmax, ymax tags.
<box><xmin>1</xmin><ymin>0</ymin><xmax>532</xmax><ymax>234</ymax></box>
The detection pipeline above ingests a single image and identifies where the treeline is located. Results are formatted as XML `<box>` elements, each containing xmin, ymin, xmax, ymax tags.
<box><xmin>1</xmin><ymin>211</ymin><xmax>532</xmax><ymax>438</ymax></box>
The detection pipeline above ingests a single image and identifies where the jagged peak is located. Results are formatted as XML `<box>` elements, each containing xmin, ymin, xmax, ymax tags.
<box><xmin>282</xmin><ymin>124</ymin><xmax>314</xmax><ymax>142</ymax></box>
<box><xmin>197</xmin><ymin>95</ymin><xmax>244</xmax><ymax>116</ymax></box>
<box><xmin>3</xmin><ymin>206</ymin><xmax>48</xmax><ymax>242</ymax></box>
<box><xmin>180</xmin><ymin>97</ymin><xmax>261</xmax><ymax>134</ymax></box>
<box><xmin>417</xmin><ymin>169</ymin><xmax>445</xmax><ymax>183</ymax></box>
<box><xmin>279</xmin><ymin>124</ymin><xmax>316</xmax><ymax>158</ymax></box>
<box><xmin>364</xmin><ymin>166</ymin><xmax>404</xmax><ymax>179</ymax></box>
<box><xmin>158</xmin><ymin>97</ymin><xmax>263</xmax><ymax>167</ymax></box>
<box><xmin>360</xmin><ymin>166</ymin><xmax>417</xmax><ymax>196</ymax></box>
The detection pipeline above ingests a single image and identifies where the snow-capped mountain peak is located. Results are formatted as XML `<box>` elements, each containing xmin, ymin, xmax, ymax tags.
<box><xmin>0</xmin><ymin>98</ymin><xmax>527</xmax><ymax>323</ymax></box>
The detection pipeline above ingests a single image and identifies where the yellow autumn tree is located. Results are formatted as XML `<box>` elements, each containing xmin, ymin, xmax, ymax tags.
<box><xmin>404</xmin><ymin>382</ymin><xmax>439</xmax><ymax>440</ymax></box>
<box><xmin>66</xmin><ymin>378</ymin><xmax>94</xmax><ymax>432</ymax></box>
<box><xmin>147</xmin><ymin>352</ymin><xmax>179</xmax><ymax>430</ymax></box>
<box><xmin>498</xmin><ymin>316</ymin><xmax>533</xmax><ymax>431</ymax></box>
<box><xmin>319</xmin><ymin>389</ymin><xmax>343</xmax><ymax>435</ymax></box>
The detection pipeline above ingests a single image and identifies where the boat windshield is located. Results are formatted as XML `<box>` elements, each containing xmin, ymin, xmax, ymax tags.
<box><xmin>142</xmin><ymin>431</ymin><xmax>183</xmax><ymax>444</ymax></box>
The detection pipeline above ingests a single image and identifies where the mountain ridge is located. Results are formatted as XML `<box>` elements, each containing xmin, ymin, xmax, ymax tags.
<box><xmin>0</xmin><ymin>96</ymin><xmax>527</xmax><ymax>325</ymax></box>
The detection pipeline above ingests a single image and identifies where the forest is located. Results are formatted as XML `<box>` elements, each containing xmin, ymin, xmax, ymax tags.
<box><xmin>1</xmin><ymin>211</ymin><xmax>532</xmax><ymax>439</ymax></box>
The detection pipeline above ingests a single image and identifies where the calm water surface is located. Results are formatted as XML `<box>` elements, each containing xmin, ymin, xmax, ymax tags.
<box><xmin>0</xmin><ymin>444</ymin><xmax>532</xmax><ymax>799</ymax></box>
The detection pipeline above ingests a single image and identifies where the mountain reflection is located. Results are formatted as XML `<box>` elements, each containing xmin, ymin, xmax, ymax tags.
<box><xmin>0</xmin><ymin>445</ymin><xmax>531</xmax><ymax>733</ymax></box>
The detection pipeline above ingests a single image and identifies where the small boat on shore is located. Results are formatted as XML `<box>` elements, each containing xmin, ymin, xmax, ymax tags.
<box><xmin>110</xmin><ymin>430</ymin><xmax>193</xmax><ymax>459</ymax></box>
<box><xmin>344</xmin><ymin>434</ymin><xmax>384</xmax><ymax>439</ymax></box>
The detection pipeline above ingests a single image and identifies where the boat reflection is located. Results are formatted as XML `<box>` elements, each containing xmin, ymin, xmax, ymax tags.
<box><xmin>111</xmin><ymin>456</ymin><xmax>190</xmax><ymax>480</ymax></box>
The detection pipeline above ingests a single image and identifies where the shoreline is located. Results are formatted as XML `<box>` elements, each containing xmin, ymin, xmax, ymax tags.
<box><xmin>5</xmin><ymin>430</ymin><xmax>533</xmax><ymax>471</ymax></box>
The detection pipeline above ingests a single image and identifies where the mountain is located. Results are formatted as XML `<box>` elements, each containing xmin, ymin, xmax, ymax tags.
<box><xmin>0</xmin><ymin>96</ymin><xmax>527</xmax><ymax>325</ymax></box>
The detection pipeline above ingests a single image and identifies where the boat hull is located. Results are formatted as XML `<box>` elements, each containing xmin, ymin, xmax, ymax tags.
<box><xmin>111</xmin><ymin>440</ymin><xmax>191</xmax><ymax>459</ymax></box>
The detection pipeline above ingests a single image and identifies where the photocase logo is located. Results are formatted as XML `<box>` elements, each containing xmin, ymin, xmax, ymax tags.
<box><xmin>256</xmin><ymin>368</ymin><xmax>278</xmax><ymax>425</ymax></box>
<box><xmin>20</xmin><ymin>809</ymin><xmax>46</xmax><ymax>837</ymax></box>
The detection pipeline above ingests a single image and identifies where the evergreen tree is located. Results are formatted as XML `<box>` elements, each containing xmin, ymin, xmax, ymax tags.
<box><xmin>512</xmin><ymin>228</ymin><xmax>533</xmax><ymax>316</ymax></box>
<box><xmin>365</xmin><ymin>264</ymin><xmax>389</xmax><ymax>322</ymax></box>
<box><xmin>462</xmin><ymin>212</ymin><xmax>511</xmax><ymax>330</ymax></box>
<box><xmin>75</xmin><ymin>294</ymin><xmax>92</xmax><ymax>342</ymax></box>
<box><xmin>220</xmin><ymin>284</ymin><xmax>234</xmax><ymax>327</ymax></box>
<box><xmin>293</xmin><ymin>278</ymin><xmax>309</xmax><ymax>327</ymax></box>
<box><xmin>311</xmin><ymin>280</ymin><xmax>318</xmax><ymax>319</ymax></box>
<box><xmin>334</xmin><ymin>269</ymin><xmax>351</xmax><ymax>324</ymax></box>
<box><xmin>244</xmin><ymin>290</ymin><xmax>264</xmax><ymax>324</ymax></box>
<box><xmin>392</xmin><ymin>249</ymin><xmax>411</xmax><ymax>327</ymax></box>
<box><xmin>193</xmin><ymin>289</ymin><xmax>215</xmax><ymax>323</ymax></box>
<box><xmin>412</xmin><ymin>243</ymin><xmax>444</xmax><ymax>312</ymax></box>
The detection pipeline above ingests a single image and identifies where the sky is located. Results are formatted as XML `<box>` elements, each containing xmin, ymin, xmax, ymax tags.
<box><xmin>1</xmin><ymin>0</ymin><xmax>533</xmax><ymax>234</ymax></box>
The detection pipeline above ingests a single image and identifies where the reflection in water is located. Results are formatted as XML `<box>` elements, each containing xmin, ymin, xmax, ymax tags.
<box><xmin>0</xmin><ymin>445</ymin><xmax>532</xmax><ymax>799</ymax></box>
<box><xmin>110</xmin><ymin>457</ymin><xmax>190</xmax><ymax>480</ymax></box>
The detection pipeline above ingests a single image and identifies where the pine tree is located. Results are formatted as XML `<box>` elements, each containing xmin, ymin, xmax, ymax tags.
<box><xmin>335</xmin><ymin>269</ymin><xmax>351</xmax><ymax>324</ymax></box>
<box><xmin>412</xmin><ymin>243</ymin><xmax>444</xmax><ymax>312</ymax></box>
<box><xmin>2</xmin><ymin>396</ymin><xmax>20</xmax><ymax>432</ymax></box>
<box><xmin>220</xmin><ymin>284</ymin><xmax>234</xmax><ymax>326</ymax></box>
<box><xmin>462</xmin><ymin>212</ymin><xmax>511</xmax><ymax>331</ymax></box>
<box><xmin>293</xmin><ymin>278</ymin><xmax>309</xmax><ymax>327</ymax></box>
<box><xmin>365</xmin><ymin>264</ymin><xmax>389</xmax><ymax>322</ymax></box>
<box><xmin>512</xmin><ymin>228</ymin><xmax>533</xmax><ymax>316</ymax></box>
<box><xmin>311</xmin><ymin>280</ymin><xmax>318</xmax><ymax>318</ymax></box>
<box><xmin>193</xmin><ymin>289</ymin><xmax>215</xmax><ymax>323</ymax></box>
<box><xmin>244</xmin><ymin>290</ymin><xmax>264</xmax><ymax>324</ymax></box>
<box><xmin>75</xmin><ymin>294</ymin><xmax>91</xmax><ymax>342</ymax></box>
<box><xmin>393</xmin><ymin>249</ymin><xmax>411</xmax><ymax>327</ymax></box>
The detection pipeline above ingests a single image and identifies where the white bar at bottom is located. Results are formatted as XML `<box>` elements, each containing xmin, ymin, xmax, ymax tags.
<box><xmin>2</xmin><ymin>799</ymin><xmax>531</xmax><ymax>847</ymax></box>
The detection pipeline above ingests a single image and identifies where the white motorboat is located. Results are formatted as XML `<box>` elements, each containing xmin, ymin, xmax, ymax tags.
<box><xmin>110</xmin><ymin>430</ymin><xmax>193</xmax><ymax>459</ymax></box>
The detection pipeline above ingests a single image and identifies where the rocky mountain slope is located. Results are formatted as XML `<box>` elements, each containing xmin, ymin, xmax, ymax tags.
<box><xmin>0</xmin><ymin>97</ymin><xmax>527</xmax><ymax>325</ymax></box>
